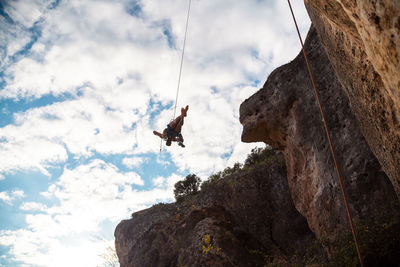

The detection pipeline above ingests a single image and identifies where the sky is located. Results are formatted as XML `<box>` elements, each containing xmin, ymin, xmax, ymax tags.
<box><xmin>0</xmin><ymin>0</ymin><xmax>310</xmax><ymax>266</ymax></box>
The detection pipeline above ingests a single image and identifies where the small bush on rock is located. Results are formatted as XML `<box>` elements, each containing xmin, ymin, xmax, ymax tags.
<box><xmin>174</xmin><ymin>174</ymin><xmax>201</xmax><ymax>202</ymax></box>
<box><xmin>201</xmin><ymin>146</ymin><xmax>280</xmax><ymax>191</ymax></box>
<box><xmin>243</xmin><ymin>146</ymin><xmax>277</xmax><ymax>168</ymax></box>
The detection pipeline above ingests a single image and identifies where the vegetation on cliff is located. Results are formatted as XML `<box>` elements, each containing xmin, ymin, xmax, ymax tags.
<box><xmin>116</xmin><ymin>145</ymin><xmax>400</xmax><ymax>266</ymax></box>
<box><xmin>329</xmin><ymin>220</ymin><xmax>400</xmax><ymax>267</ymax></box>
<box><xmin>173</xmin><ymin>146</ymin><xmax>281</xmax><ymax>203</ymax></box>
<box><xmin>115</xmin><ymin>146</ymin><xmax>326</xmax><ymax>266</ymax></box>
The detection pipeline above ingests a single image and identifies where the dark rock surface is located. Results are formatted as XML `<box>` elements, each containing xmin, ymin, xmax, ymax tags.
<box><xmin>115</xmin><ymin>155</ymin><xmax>326</xmax><ymax>267</ymax></box>
<box><xmin>304</xmin><ymin>0</ymin><xmax>400</xmax><ymax>199</ymax></box>
<box><xmin>240</xmin><ymin>26</ymin><xmax>400</xmax><ymax>251</ymax></box>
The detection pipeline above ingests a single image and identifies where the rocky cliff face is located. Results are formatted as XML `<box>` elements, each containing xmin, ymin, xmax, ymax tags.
<box><xmin>304</xmin><ymin>0</ymin><xmax>400</xmax><ymax>198</ymax></box>
<box><xmin>115</xmin><ymin>155</ymin><xmax>326</xmax><ymax>267</ymax></box>
<box><xmin>240</xmin><ymin>25</ymin><xmax>400</xmax><ymax>252</ymax></box>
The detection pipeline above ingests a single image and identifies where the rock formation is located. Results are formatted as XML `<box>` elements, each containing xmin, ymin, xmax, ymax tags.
<box><xmin>115</xmin><ymin>155</ymin><xmax>326</xmax><ymax>266</ymax></box>
<box><xmin>240</xmin><ymin>26</ymin><xmax>400</xmax><ymax>250</ymax></box>
<box><xmin>304</xmin><ymin>0</ymin><xmax>400</xmax><ymax>198</ymax></box>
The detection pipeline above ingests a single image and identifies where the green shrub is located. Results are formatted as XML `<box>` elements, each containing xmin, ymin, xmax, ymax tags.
<box><xmin>221</xmin><ymin>162</ymin><xmax>242</xmax><ymax>177</ymax></box>
<box><xmin>200</xmin><ymin>163</ymin><xmax>242</xmax><ymax>190</ymax></box>
<box><xmin>201</xmin><ymin>146</ymin><xmax>280</xmax><ymax>191</ymax></box>
<box><xmin>243</xmin><ymin>145</ymin><xmax>277</xmax><ymax>168</ymax></box>
<box><xmin>174</xmin><ymin>174</ymin><xmax>201</xmax><ymax>202</ymax></box>
<box><xmin>329</xmin><ymin>220</ymin><xmax>400</xmax><ymax>266</ymax></box>
<box><xmin>201</xmin><ymin>145</ymin><xmax>279</xmax><ymax>193</ymax></box>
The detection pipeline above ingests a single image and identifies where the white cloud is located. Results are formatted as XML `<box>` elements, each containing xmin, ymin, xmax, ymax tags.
<box><xmin>11</xmin><ymin>190</ymin><xmax>25</xmax><ymax>198</ymax></box>
<box><xmin>20</xmin><ymin>202</ymin><xmax>48</xmax><ymax>212</ymax></box>
<box><xmin>153</xmin><ymin>176</ymin><xmax>166</xmax><ymax>187</ymax></box>
<box><xmin>1</xmin><ymin>0</ymin><xmax>310</xmax><ymax>102</ymax></box>
<box><xmin>0</xmin><ymin>229</ymin><xmax>112</xmax><ymax>267</ymax></box>
<box><xmin>0</xmin><ymin>193</ymin><xmax>12</xmax><ymax>204</ymax></box>
<box><xmin>0</xmin><ymin>160</ymin><xmax>181</xmax><ymax>267</ymax></box>
<box><xmin>122</xmin><ymin>156</ymin><xmax>148</xmax><ymax>169</ymax></box>
<box><xmin>0</xmin><ymin>134</ymin><xmax>68</xmax><ymax>176</ymax></box>
<box><xmin>0</xmin><ymin>190</ymin><xmax>25</xmax><ymax>205</ymax></box>
<box><xmin>0</xmin><ymin>0</ymin><xmax>55</xmax><ymax>70</ymax></box>
<box><xmin>0</xmin><ymin>94</ymin><xmax>149</xmax><ymax>175</ymax></box>
<box><xmin>1</xmin><ymin>0</ymin><xmax>177</xmax><ymax>100</ymax></box>
<box><xmin>3</xmin><ymin>0</ymin><xmax>50</xmax><ymax>28</ymax></box>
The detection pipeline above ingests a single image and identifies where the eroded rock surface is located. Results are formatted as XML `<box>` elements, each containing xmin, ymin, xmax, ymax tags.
<box><xmin>240</xmin><ymin>26</ymin><xmax>400</xmax><ymax>251</ymax></box>
<box><xmin>304</xmin><ymin>0</ymin><xmax>400</xmax><ymax>198</ymax></box>
<box><xmin>115</xmin><ymin>156</ymin><xmax>326</xmax><ymax>267</ymax></box>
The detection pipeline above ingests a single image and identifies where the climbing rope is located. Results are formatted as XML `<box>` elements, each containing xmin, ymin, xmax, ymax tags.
<box><xmin>172</xmin><ymin>0</ymin><xmax>192</xmax><ymax>120</ymax></box>
<box><xmin>160</xmin><ymin>0</ymin><xmax>192</xmax><ymax>152</ymax></box>
<box><xmin>286</xmin><ymin>1</ymin><xmax>364</xmax><ymax>266</ymax></box>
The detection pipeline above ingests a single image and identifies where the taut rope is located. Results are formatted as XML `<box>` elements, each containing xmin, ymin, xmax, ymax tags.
<box><xmin>287</xmin><ymin>1</ymin><xmax>364</xmax><ymax>266</ymax></box>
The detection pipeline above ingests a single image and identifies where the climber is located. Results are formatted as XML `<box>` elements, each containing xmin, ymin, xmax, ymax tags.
<box><xmin>153</xmin><ymin>105</ymin><xmax>189</xmax><ymax>147</ymax></box>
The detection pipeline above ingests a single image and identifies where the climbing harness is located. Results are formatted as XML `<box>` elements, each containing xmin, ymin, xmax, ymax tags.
<box><xmin>160</xmin><ymin>0</ymin><xmax>192</xmax><ymax>152</ymax></box>
<box><xmin>287</xmin><ymin>1</ymin><xmax>364</xmax><ymax>266</ymax></box>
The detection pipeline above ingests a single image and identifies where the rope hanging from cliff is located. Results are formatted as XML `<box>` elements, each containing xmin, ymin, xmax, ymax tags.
<box><xmin>286</xmin><ymin>1</ymin><xmax>364</xmax><ymax>266</ymax></box>
<box><xmin>160</xmin><ymin>0</ymin><xmax>192</xmax><ymax>152</ymax></box>
<box><xmin>172</xmin><ymin>0</ymin><xmax>192</xmax><ymax>120</ymax></box>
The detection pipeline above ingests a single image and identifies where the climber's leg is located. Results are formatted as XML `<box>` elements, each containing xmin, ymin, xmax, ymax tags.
<box><xmin>153</xmin><ymin>130</ymin><xmax>164</xmax><ymax>139</ymax></box>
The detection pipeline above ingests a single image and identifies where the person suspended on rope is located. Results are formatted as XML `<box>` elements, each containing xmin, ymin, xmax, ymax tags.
<box><xmin>153</xmin><ymin>105</ymin><xmax>189</xmax><ymax>147</ymax></box>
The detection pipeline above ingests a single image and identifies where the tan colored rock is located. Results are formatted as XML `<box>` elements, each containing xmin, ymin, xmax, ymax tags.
<box><xmin>240</xmin><ymin>26</ymin><xmax>400</xmax><ymax>251</ymax></box>
<box><xmin>304</xmin><ymin>0</ymin><xmax>400</xmax><ymax>199</ymax></box>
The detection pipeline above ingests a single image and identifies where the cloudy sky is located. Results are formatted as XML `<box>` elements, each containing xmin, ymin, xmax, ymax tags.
<box><xmin>0</xmin><ymin>0</ymin><xmax>310</xmax><ymax>266</ymax></box>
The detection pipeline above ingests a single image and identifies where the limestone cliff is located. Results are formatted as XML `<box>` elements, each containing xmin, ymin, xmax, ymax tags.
<box><xmin>304</xmin><ymin>0</ymin><xmax>400</xmax><ymax>198</ymax></box>
<box><xmin>240</xmin><ymin>26</ymin><xmax>400</xmax><ymax>252</ymax></box>
<box><xmin>115</xmin><ymin>154</ymin><xmax>326</xmax><ymax>266</ymax></box>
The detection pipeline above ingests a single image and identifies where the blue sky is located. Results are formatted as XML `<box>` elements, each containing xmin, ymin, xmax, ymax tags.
<box><xmin>0</xmin><ymin>0</ymin><xmax>310</xmax><ymax>266</ymax></box>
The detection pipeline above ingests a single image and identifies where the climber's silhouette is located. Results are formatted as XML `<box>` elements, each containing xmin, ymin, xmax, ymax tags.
<box><xmin>153</xmin><ymin>105</ymin><xmax>189</xmax><ymax>147</ymax></box>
